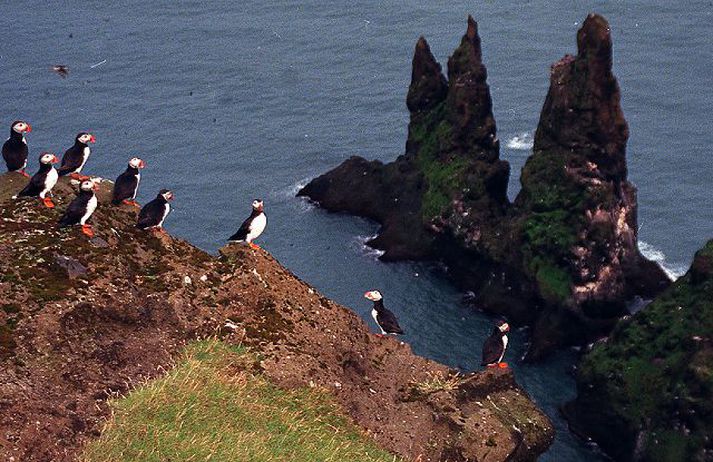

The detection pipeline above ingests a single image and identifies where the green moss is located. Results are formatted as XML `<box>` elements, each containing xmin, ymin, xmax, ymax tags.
<box><xmin>529</xmin><ymin>257</ymin><xmax>573</xmax><ymax>304</ymax></box>
<box><xmin>577</xmin><ymin>240</ymin><xmax>713</xmax><ymax>460</ymax></box>
<box><xmin>410</xmin><ymin>104</ymin><xmax>473</xmax><ymax>220</ymax></box>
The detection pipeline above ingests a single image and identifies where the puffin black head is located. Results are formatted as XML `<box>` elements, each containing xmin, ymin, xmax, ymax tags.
<box><xmin>75</xmin><ymin>132</ymin><xmax>96</xmax><ymax>145</ymax></box>
<box><xmin>11</xmin><ymin>120</ymin><xmax>32</xmax><ymax>135</ymax></box>
<box><xmin>496</xmin><ymin>319</ymin><xmax>510</xmax><ymax>334</ymax></box>
<box><xmin>364</xmin><ymin>290</ymin><xmax>383</xmax><ymax>302</ymax></box>
<box><xmin>39</xmin><ymin>152</ymin><xmax>59</xmax><ymax>165</ymax></box>
<box><xmin>252</xmin><ymin>199</ymin><xmax>264</xmax><ymax>212</ymax></box>
<box><xmin>80</xmin><ymin>179</ymin><xmax>99</xmax><ymax>192</ymax></box>
<box><xmin>128</xmin><ymin>157</ymin><xmax>146</xmax><ymax>169</ymax></box>
<box><xmin>158</xmin><ymin>189</ymin><xmax>174</xmax><ymax>202</ymax></box>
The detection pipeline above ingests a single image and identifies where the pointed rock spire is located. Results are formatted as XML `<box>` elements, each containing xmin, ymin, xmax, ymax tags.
<box><xmin>445</xmin><ymin>15</ymin><xmax>497</xmax><ymax>155</ymax></box>
<box><xmin>406</xmin><ymin>37</ymin><xmax>448</xmax><ymax>113</ymax></box>
<box><xmin>535</xmin><ymin>13</ymin><xmax>628</xmax><ymax>180</ymax></box>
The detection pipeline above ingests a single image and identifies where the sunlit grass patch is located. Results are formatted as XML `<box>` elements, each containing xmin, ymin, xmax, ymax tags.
<box><xmin>81</xmin><ymin>340</ymin><xmax>400</xmax><ymax>462</ymax></box>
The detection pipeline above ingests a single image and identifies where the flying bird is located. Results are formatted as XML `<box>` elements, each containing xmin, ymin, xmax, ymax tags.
<box><xmin>51</xmin><ymin>65</ymin><xmax>69</xmax><ymax>78</ymax></box>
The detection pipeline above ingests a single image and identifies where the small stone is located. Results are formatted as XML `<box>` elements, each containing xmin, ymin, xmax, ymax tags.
<box><xmin>183</xmin><ymin>276</ymin><xmax>192</xmax><ymax>285</ymax></box>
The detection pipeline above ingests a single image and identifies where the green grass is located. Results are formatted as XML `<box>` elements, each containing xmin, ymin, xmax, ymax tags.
<box><xmin>81</xmin><ymin>340</ymin><xmax>400</xmax><ymax>462</ymax></box>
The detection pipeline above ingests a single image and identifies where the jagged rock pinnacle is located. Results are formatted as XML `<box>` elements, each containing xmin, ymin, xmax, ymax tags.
<box><xmin>445</xmin><ymin>15</ymin><xmax>497</xmax><ymax>154</ymax></box>
<box><xmin>535</xmin><ymin>13</ymin><xmax>628</xmax><ymax>180</ymax></box>
<box><xmin>406</xmin><ymin>36</ymin><xmax>448</xmax><ymax>113</ymax></box>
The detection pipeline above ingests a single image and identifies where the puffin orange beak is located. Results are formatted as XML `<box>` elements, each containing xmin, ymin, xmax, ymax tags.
<box><xmin>92</xmin><ymin>183</ymin><xmax>100</xmax><ymax>191</ymax></box>
<box><xmin>25</xmin><ymin>124</ymin><xmax>32</xmax><ymax>133</ymax></box>
<box><xmin>364</xmin><ymin>291</ymin><xmax>372</xmax><ymax>299</ymax></box>
<box><xmin>89</xmin><ymin>135</ymin><xmax>96</xmax><ymax>143</ymax></box>
<box><xmin>139</xmin><ymin>160</ymin><xmax>146</xmax><ymax>168</ymax></box>
<box><xmin>51</xmin><ymin>155</ymin><xmax>59</xmax><ymax>163</ymax></box>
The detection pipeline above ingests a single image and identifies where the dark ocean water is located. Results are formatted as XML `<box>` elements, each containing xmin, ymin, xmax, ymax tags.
<box><xmin>2</xmin><ymin>1</ymin><xmax>712</xmax><ymax>460</ymax></box>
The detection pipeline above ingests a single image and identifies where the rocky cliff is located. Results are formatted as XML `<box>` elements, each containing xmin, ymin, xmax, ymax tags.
<box><xmin>0</xmin><ymin>172</ymin><xmax>553</xmax><ymax>461</ymax></box>
<box><xmin>298</xmin><ymin>14</ymin><xmax>670</xmax><ymax>359</ymax></box>
<box><xmin>564</xmin><ymin>239</ymin><xmax>713</xmax><ymax>461</ymax></box>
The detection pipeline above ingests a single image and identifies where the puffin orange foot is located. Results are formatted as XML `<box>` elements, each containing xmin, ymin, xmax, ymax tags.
<box><xmin>81</xmin><ymin>225</ymin><xmax>94</xmax><ymax>237</ymax></box>
<box><xmin>42</xmin><ymin>197</ymin><xmax>55</xmax><ymax>208</ymax></box>
<box><xmin>70</xmin><ymin>173</ymin><xmax>90</xmax><ymax>181</ymax></box>
<box><xmin>20</xmin><ymin>170</ymin><xmax>30</xmax><ymax>178</ymax></box>
<box><xmin>498</xmin><ymin>362</ymin><xmax>509</xmax><ymax>369</ymax></box>
<box><xmin>249</xmin><ymin>242</ymin><xmax>261</xmax><ymax>250</ymax></box>
<box><xmin>122</xmin><ymin>199</ymin><xmax>140</xmax><ymax>208</ymax></box>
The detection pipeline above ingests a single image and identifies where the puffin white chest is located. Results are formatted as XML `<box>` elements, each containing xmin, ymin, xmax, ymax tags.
<box><xmin>158</xmin><ymin>203</ymin><xmax>171</xmax><ymax>227</ymax></box>
<box><xmin>77</xmin><ymin>146</ymin><xmax>91</xmax><ymax>172</ymax></box>
<box><xmin>499</xmin><ymin>335</ymin><xmax>508</xmax><ymax>362</ymax></box>
<box><xmin>371</xmin><ymin>309</ymin><xmax>383</xmax><ymax>332</ymax></box>
<box><xmin>132</xmin><ymin>173</ymin><xmax>141</xmax><ymax>199</ymax></box>
<box><xmin>247</xmin><ymin>212</ymin><xmax>267</xmax><ymax>242</ymax></box>
<box><xmin>81</xmin><ymin>195</ymin><xmax>98</xmax><ymax>225</ymax></box>
<box><xmin>42</xmin><ymin>168</ymin><xmax>59</xmax><ymax>196</ymax></box>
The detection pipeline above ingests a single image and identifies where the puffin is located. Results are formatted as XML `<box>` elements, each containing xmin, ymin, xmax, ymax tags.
<box><xmin>364</xmin><ymin>290</ymin><xmax>404</xmax><ymax>336</ymax></box>
<box><xmin>58</xmin><ymin>132</ymin><xmax>96</xmax><ymax>179</ymax></box>
<box><xmin>2</xmin><ymin>120</ymin><xmax>32</xmax><ymax>176</ymax></box>
<box><xmin>228</xmin><ymin>199</ymin><xmax>266</xmax><ymax>249</ymax></box>
<box><xmin>481</xmin><ymin>320</ymin><xmax>510</xmax><ymax>369</ymax></box>
<box><xmin>14</xmin><ymin>152</ymin><xmax>60</xmax><ymax>207</ymax></box>
<box><xmin>111</xmin><ymin>157</ymin><xmax>146</xmax><ymax>207</ymax></box>
<box><xmin>137</xmin><ymin>189</ymin><xmax>174</xmax><ymax>232</ymax></box>
<box><xmin>58</xmin><ymin>179</ymin><xmax>99</xmax><ymax>237</ymax></box>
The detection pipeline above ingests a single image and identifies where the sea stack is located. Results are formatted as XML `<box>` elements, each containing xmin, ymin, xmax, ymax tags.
<box><xmin>299</xmin><ymin>14</ymin><xmax>670</xmax><ymax>359</ymax></box>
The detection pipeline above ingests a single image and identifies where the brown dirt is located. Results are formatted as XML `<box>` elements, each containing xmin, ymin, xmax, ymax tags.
<box><xmin>0</xmin><ymin>172</ymin><xmax>553</xmax><ymax>461</ymax></box>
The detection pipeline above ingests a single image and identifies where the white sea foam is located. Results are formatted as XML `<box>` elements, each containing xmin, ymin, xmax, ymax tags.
<box><xmin>505</xmin><ymin>132</ymin><xmax>534</xmax><ymax>151</ymax></box>
<box><xmin>281</xmin><ymin>177</ymin><xmax>315</xmax><ymax>212</ymax></box>
<box><xmin>354</xmin><ymin>234</ymin><xmax>385</xmax><ymax>259</ymax></box>
<box><xmin>638</xmin><ymin>241</ymin><xmax>687</xmax><ymax>280</ymax></box>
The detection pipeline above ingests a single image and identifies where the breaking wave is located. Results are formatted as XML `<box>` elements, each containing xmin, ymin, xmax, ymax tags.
<box><xmin>505</xmin><ymin>132</ymin><xmax>534</xmax><ymax>151</ymax></box>
<box><xmin>354</xmin><ymin>234</ymin><xmax>385</xmax><ymax>259</ymax></box>
<box><xmin>638</xmin><ymin>241</ymin><xmax>687</xmax><ymax>280</ymax></box>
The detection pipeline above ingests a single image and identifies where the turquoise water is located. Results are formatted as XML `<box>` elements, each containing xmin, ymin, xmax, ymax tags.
<box><xmin>3</xmin><ymin>1</ymin><xmax>712</xmax><ymax>459</ymax></box>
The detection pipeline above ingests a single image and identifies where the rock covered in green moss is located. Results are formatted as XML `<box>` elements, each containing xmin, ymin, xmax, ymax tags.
<box><xmin>564</xmin><ymin>240</ymin><xmax>713</xmax><ymax>461</ymax></box>
<box><xmin>299</xmin><ymin>14</ymin><xmax>670</xmax><ymax>359</ymax></box>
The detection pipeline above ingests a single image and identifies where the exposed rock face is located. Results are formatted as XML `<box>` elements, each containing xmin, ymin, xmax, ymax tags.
<box><xmin>564</xmin><ymin>240</ymin><xmax>713</xmax><ymax>461</ymax></box>
<box><xmin>514</xmin><ymin>14</ymin><xmax>670</xmax><ymax>357</ymax></box>
<box><xmin>0</xmin><ymin>173</ymin><xmax>553</xmax><ymax>461</ymax></box>
<box><xmin>299</xmin><ymin>14</ymin><xmax>670</xmax><ymax>359</ymax></box>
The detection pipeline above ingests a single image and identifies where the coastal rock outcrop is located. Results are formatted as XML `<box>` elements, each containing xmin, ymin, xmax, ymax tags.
<box><xmin>564</xmin><ymin>239</ymin><xmax>713</xmax><ymax>461</ymax></box>
<box><xmin>0</xmin><ymin>172</ymin><xmax>553</xmax><ymax>461</ymax></box>
<box><xmin>299</xmin><ymin>14</ymin><xmax>670</xmax><ymax>359</ymax></box>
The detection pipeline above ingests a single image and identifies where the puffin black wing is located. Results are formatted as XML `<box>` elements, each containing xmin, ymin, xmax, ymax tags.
<box><xmin>228</xmin><ymin>216</ymin><xmax>253</xmax><ymax>242</ymax></box>
<box><xmin>376</xmin><ymin>307</ymin><xmax>404</xmax><ymax>335</ymax></box>
<box><xmin>112</xmin><ymin>170</ymin><xmax>137</xmax><ymax>204</ymax></box>
<box><xmin>481</xmin><ymin>331</ymin><xmax>504</xmax><ymax>366</ymax></box>
<box><xmin>16</xmin><ymin>173</ymin><xmax>45</xmax><ymax>197</ymax></box>
<box><xmin>136</xmin><ymin>198</ymin><xmax>165</xmax><ymax>229</ymax></box>
<box><xmin>58</xmin><ymin>195</ymin><xmax>88</xmax><ymax>227</ymax></box>
<box><xmin>2</xmin><ymin>139</ymin><xmax>28</xmax><ymax>171</ymax></box>
<box><xmin>58</xmin><ymin>146</ymin><xmax>82</xmax><ymax>176</ymax></box>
